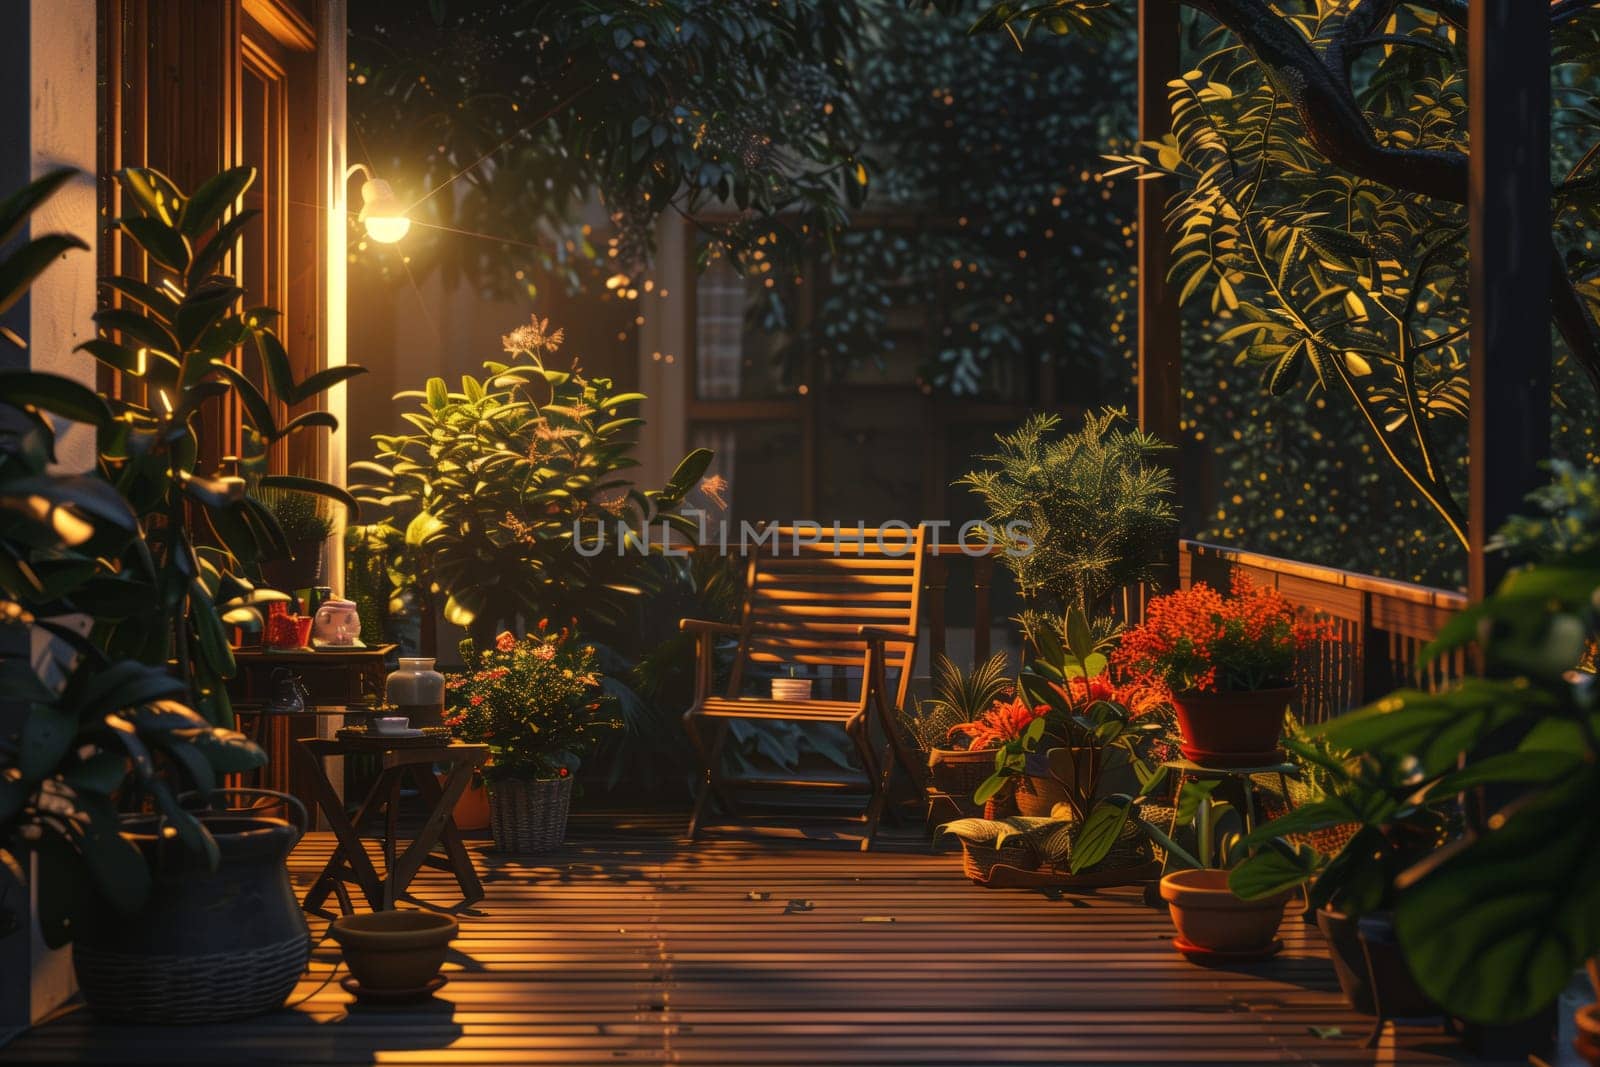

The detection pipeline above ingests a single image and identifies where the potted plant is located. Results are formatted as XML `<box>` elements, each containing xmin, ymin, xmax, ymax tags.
<box><xmin>938</xmin><ymin>636</ymin><xmax>1171</xmax><ymax>889</ymax></box>
<box><xmin>446</xmin><ymin>624</ymin><xmax>622</xmax><ymax>852</ymax></box>
<box><xmin>257</xmin><ymin>487</ymin><xmax>334</xmax><ymax>593</ymax></box>
<box><xmin>910</xmin><ymin>652</ymin><xmax>1013</xmax><ymax>816</ymax></box>
<box><xmin>349</xmin><ymin>315</ymin><xmax>712</xmax><ymax>649</ymax></box>
<box><xmin>1113</xmin><ymin>576</ymin><xmax>1327</xmax><ymax>765</ymax></box>
<box><xmin>0</xmin><ymin>164</ymin><xmax>361</xmax><ymax>1022</ymax></box>
<box><xmin>956</xmin><ymin>407</ymin><xmax>1175</xmax><ymax>646</ymax></box>
<box><xmin>1232</xmin><ymin>462</ymin><xmax>1600</xmax><ymax>1037</ymax></box>
<box><xmin>1227</xmin><ymin>733</ymin><xmax>1452</xmax><ymax>1021</ymax></box>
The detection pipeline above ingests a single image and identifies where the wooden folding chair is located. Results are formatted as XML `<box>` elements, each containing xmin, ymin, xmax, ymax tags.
<box><xmin>681</xmin><ymin>524</ymin><xmax>926</xmax><ymax>850</ymax></box>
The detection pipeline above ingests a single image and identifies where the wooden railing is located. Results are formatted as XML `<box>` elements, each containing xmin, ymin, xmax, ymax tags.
<box><xmin>921</xmin><ymin>544</ymin><xmax>1002</xmax><ymax>667</ymax></box>
<box><xmin>1179</xmin><ymin>540</ymin><xmax>1468</xmax><ymax>724</ymax></box>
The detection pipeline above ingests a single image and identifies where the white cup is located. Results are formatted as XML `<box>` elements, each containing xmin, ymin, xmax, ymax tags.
<box><xmin>372</xmin><ymin>715</ymin><xmax>410</xmax><ymax>735</ymax></box>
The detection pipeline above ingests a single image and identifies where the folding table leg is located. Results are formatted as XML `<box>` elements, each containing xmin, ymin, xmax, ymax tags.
<box><xmin>403</xmin><ymin>762</ymin><xmax>485</xmax><ymax>904</ymax></box>
<box><xmin>294</xmin><ymin>744</ymin><xmax>388</xmax><ymax>912</ymax></box>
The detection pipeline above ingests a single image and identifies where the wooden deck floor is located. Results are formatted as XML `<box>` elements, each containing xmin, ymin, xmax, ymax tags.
<box><xmin>5</xmin><ymin>815</ymin><xmax>1496</xmax><ymax>1066</ymax></box>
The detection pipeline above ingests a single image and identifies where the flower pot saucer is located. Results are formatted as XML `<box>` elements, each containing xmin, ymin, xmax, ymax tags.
<box><xmin>341</xmin><ymin>973</ymin><xmax>447</xmax><ymax>1004</ymax></box>
<box><xmin>1172</xmin><ymin>935</ymin><xmax>1283</xmax><ymax>964</ymax></box>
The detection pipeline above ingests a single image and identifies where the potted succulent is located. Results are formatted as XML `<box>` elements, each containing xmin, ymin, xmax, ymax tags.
<box><xmin>1113</xmin><ymin>576</ymin><xmax>1327</xmax><ymax>765</ymax></box>
<box><xmin>0</xmin><ymin>164</ymin><xmax>361</xmax><ymax>1022</ymax></box>
<box><xmin>446</xmin><ymin>624</ymin><xmax>621</xmax><ymax>852</ymax></box>
<box><xmin>910</xmin><ymin>653</ymin><xmax>1013</xmax><ymax>817</ymax></box>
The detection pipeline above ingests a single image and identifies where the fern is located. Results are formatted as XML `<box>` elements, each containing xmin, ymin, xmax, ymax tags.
<box><xmin>957</xmin><ymin>407</ymin><xmax>1175</xmax><ymax>618</ymax></box>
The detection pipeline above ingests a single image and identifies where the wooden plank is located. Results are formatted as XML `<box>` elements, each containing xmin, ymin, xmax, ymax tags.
<box><xmin>5</xmin><ymin>824</ymin><xmax>1488</xmax><ymax>1065</ymax></box>
<box><xmin>1467</xmin><ymin>0</ymin><xmax>1550</xmax><ymax>601</ymax></box>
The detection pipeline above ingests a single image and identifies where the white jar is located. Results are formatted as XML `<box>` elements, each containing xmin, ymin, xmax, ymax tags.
<box><xmin>386</xmin><ymin>657</ymin><xmax>446</xmax><ymax>727</ymax></box>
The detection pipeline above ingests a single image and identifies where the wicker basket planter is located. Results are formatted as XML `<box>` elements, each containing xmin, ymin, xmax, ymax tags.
<box><xmin>926</xmin><ymin>747</ymin><xmax>998</xmax><ymax>817</ymax></box>
<box><xmin>488</xmin><ymin>775</ymin><xmax>574</xmax><ymax>853</ymax></box>
<box><xmin>73</xmin><ymin>797</ymin><xmax>309</xmax><ymax>1024</ymax></box>
<box><xmin>958</xmin><ymin>817</ymin><xmax>1159</xmax><ymax>891</ymax></box>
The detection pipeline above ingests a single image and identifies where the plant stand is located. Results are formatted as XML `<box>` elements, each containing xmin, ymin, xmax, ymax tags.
<box><xmin>295</xmin><ymin>735</ymin><xmax>488</xmax><ymax>913</ymax></box>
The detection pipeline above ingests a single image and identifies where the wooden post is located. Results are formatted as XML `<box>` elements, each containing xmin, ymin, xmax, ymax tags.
<box><xmin>1138</xmin><ymin>0</ymin><xmax>1182</xmax><ymax>577</ymax></box>
<box><xmin>1467</xmin><ymin>0</ymin><xmax>1550</xmax><ymax>602</ymax></box>
<box><xmin>1136</xmin><ymin>0</ymin><xmax>1181</xmax><ymax>449</ymax></box>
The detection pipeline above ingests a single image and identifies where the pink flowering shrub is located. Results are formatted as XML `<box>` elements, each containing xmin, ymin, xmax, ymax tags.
<box><xmin>447</xmin><ymin>621</ymin><xmax>620</xmax><ymax>778</ymax></box>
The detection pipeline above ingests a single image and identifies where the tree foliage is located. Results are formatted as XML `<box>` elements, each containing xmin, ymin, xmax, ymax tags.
<box><xmin>959</xmin><ymin>0</ymin><xmax>1600</xmax><ymax>586</ymax></box>
<box><xmin>347</xmin><ymin>0</ymin><xmax>870</xmax><ymax>296</ymax></box>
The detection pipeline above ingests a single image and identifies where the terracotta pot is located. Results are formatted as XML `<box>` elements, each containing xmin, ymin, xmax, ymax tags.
<box><xmin>1356</xmin><ymin>912</ymin><xmax>1441</xmax><ymax>1020</ymax></box>
<box><xmin>1160</xmin><ymin>868</ymin><xmax>1288</xmax><ymax>954</ymax></box>
<box><xmin>1170</xmin><ymin>686</ymin><xmax>1295</xmax><ymax>766</ymax></box>
<box><xmin>440</xmin><ymin>770</ymin><xmax>491</xmax><ymax>831</ymax></box>
<box><xmin>329</xmin><ymin>910</ymin><xmax>458</xmax><ymax>991</ymax></box>
<box><xmin>1576</xmin><ymin>1002</ymin><xmax>1600</xmax><ymax>1066</ymax></box>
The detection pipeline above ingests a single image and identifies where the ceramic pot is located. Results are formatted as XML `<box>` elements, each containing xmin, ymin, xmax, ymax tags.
<box><xmin>388</xmin><ymin>656</ymin><xmax>446</xmax><ymax>726</ymax></box>
<box><xmin>73</xmin><ymin>798</ymin><xmax>310</xmax><ymax>1024</ymax></box>
<box><xmin>771</xmin><ymin>677</ymin><xmax>813</xmax><ymax>701</ymax></box>
<box><xmin>1356</xmin><ymin>911</ymin><xmax>1441</xmax><ymax>1020</ymax></box>
<box><xmin>329</xmin><ymin>910</ymin><xmax>458</xmax><ymax>991</ymax></box>
<box><xmin>1170</xmin><ymin>686</ymin><xmax>1295</xmax><ymax>766</ymax></box>
<box><xmin>1160</xmin><ymin>868</ymin><xmax>1288</xmax><ymax>954</ymax></box>
<box><xmin>311</xmin><ymin>597</ymin><xmax>362</xmax><ymax>647</ymax></box>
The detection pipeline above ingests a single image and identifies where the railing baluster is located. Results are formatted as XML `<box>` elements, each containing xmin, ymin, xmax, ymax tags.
<box><xmin>972</xmin><ymin>555</ymin><xmax>993</xmax><ymax>663</ymax></box>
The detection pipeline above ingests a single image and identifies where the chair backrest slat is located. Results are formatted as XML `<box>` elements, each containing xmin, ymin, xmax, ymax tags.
<box><xmin>727</xmin><ymin>525</ymin><xmax>925</xmax><ymax>708</ymax></box>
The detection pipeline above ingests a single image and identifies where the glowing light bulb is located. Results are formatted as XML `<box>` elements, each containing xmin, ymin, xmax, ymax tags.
<box><xmin>363</xmin><ymin>214</ymin><xmax>411</xmax><ymax>244</ymax></box>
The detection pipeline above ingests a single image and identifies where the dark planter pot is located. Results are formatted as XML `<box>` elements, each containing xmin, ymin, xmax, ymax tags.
<box><xmin>1356</xmin><ymin>911</ymin><xmax>1441</xmax><ymax>1020</ymax></box>
<box><xmin>1170</xmin><ymin>686</ymin><xmax>1295</xmax><ymax>766</ymax></box>
<box><xmin>1317</xmin><ymin>907</ymin><xmax>1376</xmax><ymax>1014</ymax></box>
<box><xmin>73</xmin><ymin>809</ymin><xmax>310</xmax><ymax>1024</ymax></box>
<box><xmin>259</xmin><ymin>539</ymin><xmax>324</xmax><ymax>594</ymax></box>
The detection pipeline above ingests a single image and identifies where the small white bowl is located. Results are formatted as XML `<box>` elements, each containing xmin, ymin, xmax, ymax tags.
<box><xmin>372</xmin><ymin>715</ymin><xmax>411</xmax><ymax>735</ymax></box>
<box><xmin>771</xmin><ymin>678</ymin><xmax>813</xmax><ymax>701</ymax></box>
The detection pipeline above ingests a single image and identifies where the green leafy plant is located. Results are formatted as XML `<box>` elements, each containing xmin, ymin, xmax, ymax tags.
<box><xmin>447</xmin><ymin>626</ymin><xmax>621</xmax><ymax>779</ymax></box>
<box><xmin>351</xmin><ymin>315</ymin><xmax>712</xmax><ymax>645</ymax></box>
<box><xmin>903</xmin><ymin>652</ymin><xmax>1012</xmax><ymax>752</ymax></box>
<box><xmin>1227</xmin><ymin>734</ymin><xmax>1452</xmax><ymax>916</ymax></box>
<box><xmin>0</xmin><ymin>165</ymin><xmax>363</xmax><ymax>726</ymax></box>
<box><xmin>0</xmin><ymin>169</ymin><xmax>267</xmax><ymax>944</ymax></box>
<box><xmin>956</xmin><ymin>408</ymin><xmax>1174</xmax><ymax>642</ymax></box>
<box><xmin>258</xmin><ymin>487</ymin><xmax>335</xmax><ymax>545</ymax></box>
<box><xmin>1241</xmin><ymin>465</ymin><xmax>1600</xmax><ymax>1024</ymax></box>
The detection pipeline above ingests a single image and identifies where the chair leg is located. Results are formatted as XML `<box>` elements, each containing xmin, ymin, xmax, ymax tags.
<box><xmin>859</xmin><ymin>738</ymin><xmax>896</xmax><ymax>851</ymax></box>
<box><xmin>685</xmin><ymin>717</ymin><xmax>729</xmax><ymax>839</ymax></box>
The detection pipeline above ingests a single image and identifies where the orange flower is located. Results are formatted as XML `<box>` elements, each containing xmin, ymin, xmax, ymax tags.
<box><xmin>948</xmin><ymin>696</ymin><xmax>1049</xmax><ymax>750</ymax></box>
<box><xmin>495</xmin><ymin>630</ymin><xmax>517</xmax><ymax>653</ymax></box>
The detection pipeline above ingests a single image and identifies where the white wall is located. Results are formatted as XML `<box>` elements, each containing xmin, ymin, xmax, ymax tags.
<box><xmin>27</xmin><ymin>0</ymin><xmax>99</xmax><ymax>475</ymax></box>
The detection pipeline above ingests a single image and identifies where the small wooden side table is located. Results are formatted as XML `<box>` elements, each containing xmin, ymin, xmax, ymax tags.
<box><xmin>294</xmin><ymin>734</ymin><xmax>488</xmax><ymax>915</ymax></box>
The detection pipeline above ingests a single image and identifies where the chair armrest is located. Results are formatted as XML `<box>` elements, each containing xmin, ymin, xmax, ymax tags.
<box><xmin>857</xmin><ymin>626</ymin><xmax>917</xmax><ymax>644</ymax></box>
<box><xmin>680</xmin><ymin>618</ymin><xmax>741</xmax><ymax>636</ymax></box>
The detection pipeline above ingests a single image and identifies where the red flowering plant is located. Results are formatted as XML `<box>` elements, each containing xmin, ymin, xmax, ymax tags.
<box><xmin>941</xmin><ymin>609</ymin><xmax>1177</xmax><ymax>874</ymax></box>
<box><xmin>446</xmin><ymin>622</ymin><xmax>621</xmax><ymax>780</ymax></box>
<box><xmin>1112</xmin><ymin>575</ymin><xmax>1327</xmax><ymax>694</ymax></box>
<box><xmin>946</xmin><ymin>694</ymin><xmax>1049</xmax><ymax>751</ymax></box>
<box><xmin>970</xmin><ymin>608</ymin><xmax>1174</xmax><ymax>823</ymax></box>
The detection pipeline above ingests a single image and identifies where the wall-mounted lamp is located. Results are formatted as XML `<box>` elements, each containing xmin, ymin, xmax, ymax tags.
<box><xmin>345</xmin><ymin>163</ymin><xmax>410</xmax><ymax>244</ymax></box>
